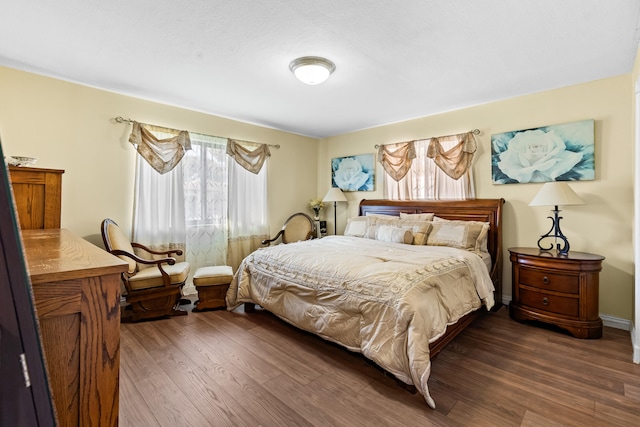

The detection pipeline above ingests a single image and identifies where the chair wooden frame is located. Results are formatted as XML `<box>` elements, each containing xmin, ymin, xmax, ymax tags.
<box><xmin>262</xmin><ymin>212</ymin><xmax>316</xmax><ymax>246</ymax></box>
<box><xmin>101</xmin><ymin>218</ymin><xmax>188</xmax><ymax>322</ymax></box>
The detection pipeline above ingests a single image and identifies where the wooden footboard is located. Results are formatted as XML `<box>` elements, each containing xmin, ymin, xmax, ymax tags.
<box><xmin>429</xmin><ymin>309</ymin><xmax>483</xmax><ymax>358</ymax></box>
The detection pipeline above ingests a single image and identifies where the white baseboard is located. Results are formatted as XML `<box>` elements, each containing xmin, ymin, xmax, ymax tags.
<box><xmin>632</xmin><ymin>322</ymin><xmax>640</xmax><ymax>364</ymax></box>
<box><xmin>600</xmin><ymin>314</ymin><xmax>631</xmax><ymax>331</ymax></box>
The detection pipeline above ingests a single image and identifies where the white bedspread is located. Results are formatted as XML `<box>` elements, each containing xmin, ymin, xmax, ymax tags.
<box><xmin>226</xmin><ymin>235</ymin><xmax>494</xmax><ymax>408</ymax></box>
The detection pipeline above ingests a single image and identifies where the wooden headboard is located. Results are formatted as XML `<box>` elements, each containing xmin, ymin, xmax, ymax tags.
<box><xmin>359</xmin><ymin>198</ymin><xmax>505</xmax><ymax>309</ymax></box>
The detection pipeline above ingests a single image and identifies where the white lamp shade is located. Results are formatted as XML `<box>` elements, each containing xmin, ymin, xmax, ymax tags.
<box><xmin>529</xmin><ymin>182</ymin><xmax>585</xmax><ymax>207</ymax></box>
<box><xmin>323</xmin><ymin>187</ymin><xmax>347</xmax><ymax>203</ymax></box>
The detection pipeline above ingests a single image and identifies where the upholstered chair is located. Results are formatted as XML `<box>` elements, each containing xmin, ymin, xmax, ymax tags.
<box><xmin>101</xmin><ymin>218</ymin><xmax>190</xmax><ymax>322</ymax></box>
<box><xmin>262</xmin><ymin>212</ymin><xmax>316</xmax><ymax>245</ymax></box>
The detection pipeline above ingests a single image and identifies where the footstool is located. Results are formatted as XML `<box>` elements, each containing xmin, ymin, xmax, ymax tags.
<box><xmin>193</xmin><ymin>265</ymin><xmax>234</xmax><ymax>311</ymax></box>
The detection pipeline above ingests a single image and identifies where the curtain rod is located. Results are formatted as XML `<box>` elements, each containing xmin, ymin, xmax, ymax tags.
<box><xmin>114</xmin><ymin>116</ymin><xmax>280</xmax><ymax>149</ymax></box>
<box><xmin>373</xmin><ymin>128</ymin><xmax>480</xmax><ymax>149</ymax></box>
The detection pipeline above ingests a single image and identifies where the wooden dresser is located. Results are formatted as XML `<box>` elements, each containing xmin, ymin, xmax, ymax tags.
<box><xmin>8</xmin><ymin>166</ymin><xmax>64</xmax><ymax>229</ymax></box>
<box><xmin>22</xmin><ymin>229</ymin><xmax>128</xmax><ymax>426</ymax></box>
<box><xmin>509</xmin><ymin>247</ymin><xmax>604</xmax><ymax>339</ymax></box>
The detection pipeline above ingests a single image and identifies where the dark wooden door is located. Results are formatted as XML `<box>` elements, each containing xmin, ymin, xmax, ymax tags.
<box><xmin>0</xmin><ymin>140</ymin><xmax>56</xmax><ymax>426</ymax></box>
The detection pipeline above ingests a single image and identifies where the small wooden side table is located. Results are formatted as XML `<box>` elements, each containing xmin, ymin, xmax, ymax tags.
<box><xmin>509</xmin><ymin>247</ymin><xmax>604</xmax><ymax>339</ymax></box>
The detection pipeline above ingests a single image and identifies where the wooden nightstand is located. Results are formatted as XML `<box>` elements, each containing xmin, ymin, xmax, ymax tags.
<box><xmin>509</xmin><ymin>247</ymin><xmax>604</xmax><ymax>339</ymax></box>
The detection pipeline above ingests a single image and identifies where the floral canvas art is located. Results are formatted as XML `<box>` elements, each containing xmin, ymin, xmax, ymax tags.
<box><xmin>331</xmin><ymin>154</ymin><xmax>375</xmax><ymax>191</ymax></box>
<box><xmin>491</xmin><ymin>119</ymin><xmax>595</xmax><ymax>184</ymax></box>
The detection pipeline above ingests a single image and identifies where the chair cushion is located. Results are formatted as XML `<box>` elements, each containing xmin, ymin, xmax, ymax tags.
<box><xmin>106</xmin><ymin>222</ymin><xmax>137</xmax><ymax>274</ymax></box>
<box><xmin>127</xmin><ymin>261</ymin><xmax>190</xmax><ymax>290</ymax></box>
<box><xmin>193</xmin><ymin>266</ymin><xmax>234</xmax><ymax>286</ymax></box>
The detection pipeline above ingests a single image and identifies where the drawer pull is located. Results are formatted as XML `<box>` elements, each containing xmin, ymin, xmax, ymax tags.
<box><xmin>542</xmin><ymin>297</ymin><xmax>549</xmax><ymax>306</ymax></box>
<box><xmin>542</xmin><ymin>276</ymin><xmax>550</xmax><ymax>285</ymax></box>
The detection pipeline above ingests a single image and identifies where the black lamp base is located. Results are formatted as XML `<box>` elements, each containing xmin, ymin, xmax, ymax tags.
<box><xmin>537</xmin><ymin>205</ymin><xmax>571</xmax><ymax>255</ymax></box>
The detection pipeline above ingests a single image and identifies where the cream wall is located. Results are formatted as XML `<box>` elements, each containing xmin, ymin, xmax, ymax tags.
<box><xmin>319</xmin><ymin>74</ymin><xmax>633</xmax><ymax>321</ymax></box>
<box><xmin>1</xmin><ymin>66</ymin><xmax>634</xmax><ymax>321</ymax></box>
<box><xmin>0</xmin><ymin>66</ymin><xmax>318</xmax><ymax>247</ymax></box>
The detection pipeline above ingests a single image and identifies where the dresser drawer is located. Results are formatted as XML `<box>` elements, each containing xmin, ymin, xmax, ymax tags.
<box><xmin>519</xmin><ymin>287</ymin><xmax>579</xmax><ymax>317</ymax></box>
<box><xmin>518</xmin><ymin>267</ymin><xmax>579</xmax><ymax>294</ymax></box>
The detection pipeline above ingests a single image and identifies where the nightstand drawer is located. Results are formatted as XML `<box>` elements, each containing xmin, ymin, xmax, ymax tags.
<box><xmin>519</xmin><ymin>268</ymin><xmax>579</xmax><ymax>294</ymax></box>
<box><xmin>519</xmin><ymin>287</ymin><xmax>579</xmax><ymax>317</ymax></box>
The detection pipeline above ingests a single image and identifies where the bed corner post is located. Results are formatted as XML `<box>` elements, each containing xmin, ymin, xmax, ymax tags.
<box><xmin>490</xmin><ymin>198</ymin><xmax>505</xmax><ymax>311</ymax></box>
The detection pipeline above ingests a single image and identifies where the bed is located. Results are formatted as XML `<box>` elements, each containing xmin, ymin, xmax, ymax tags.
<box><xmin>226</xmin><ymin>198</ymin><xmax>504</xmax><ymax>408</ymax></box>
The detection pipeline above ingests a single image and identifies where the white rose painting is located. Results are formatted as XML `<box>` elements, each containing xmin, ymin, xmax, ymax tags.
<box><xmin>491</xmin><ymin>119</ymin><xmax>595</xmax><ymax>184</ymax></box>
<box><xmin>331</xmin><ymin>154</ymin><xmax>375</xmax><ymax>191</ymax></box>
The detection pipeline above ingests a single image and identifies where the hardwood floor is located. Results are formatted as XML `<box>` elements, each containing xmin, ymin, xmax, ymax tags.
<box><xmin>120</xmin><ymin>303</ymin><xmax>640</xmax><ymax>426</ymax></box>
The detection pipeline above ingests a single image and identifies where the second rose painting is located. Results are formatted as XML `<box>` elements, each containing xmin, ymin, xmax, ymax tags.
<box><xmin>491</xmin><ymin>119</ymin><xmax>595</xmax><ymax>184</ymax></box>
<box><xmin>331</xmin><ymin>153</ymin><xmax>375</xmax><ymax>191</ymax></box>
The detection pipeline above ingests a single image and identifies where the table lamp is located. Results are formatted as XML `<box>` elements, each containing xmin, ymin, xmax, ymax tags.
<box><xmin>529</xmin><ymin>181</ymin><xmax>585</xmax><ymax>255</ymax></box>
<box><xmin>322</xmin><ymin>188</ymin><xmax>347</xmax><ymax>235</ymax></box>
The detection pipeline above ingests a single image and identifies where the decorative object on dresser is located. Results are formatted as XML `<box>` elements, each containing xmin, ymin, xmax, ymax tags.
<box><xmin>6</xmin><ymin>155</ymin><xmax>37</xmax><ymax>166</ymax></box>
<box><xmin>322</xmin><ymin>187</ymin><xmax>347</xmax><ymax>235</ymax></box>
<box><xmin>8</xmin><ymin>165</ymin><xmax>64</xmax><ymax>229</ymax></box>
<box><xmin>509</xmin><ymin>247</ymin><xmax>604</xmax><ymax>339</ymax></box>
<box><xmin>529</xmin><ymin>181</ymin><xmax>585</xmax><ymax>255</ymax></box>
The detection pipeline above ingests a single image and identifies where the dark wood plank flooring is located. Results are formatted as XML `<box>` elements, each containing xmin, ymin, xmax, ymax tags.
<box><xmin>119</xmin><ymin>304</ymin><xmax>640</xmax><ymax>426</ymax></box>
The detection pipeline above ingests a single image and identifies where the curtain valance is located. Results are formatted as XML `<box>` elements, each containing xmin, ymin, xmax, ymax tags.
<box><xmin>377</xmin><ymin>140</ymin><xmax>416</xmax><ymax>182</ymax></box>
<box><xmin>427</xmin><ymin>132</ymin><xmax>477</xmax><ymax>180</ymax></box>
<box><xmin>129</xmin><ymin>122</ymin><xmax>191</xmax><ymax>174</ymax></box>
<box><xmin>226</xmin><ymin>139</ymin><xmax>271</xmax><ymax>174</ymax></box>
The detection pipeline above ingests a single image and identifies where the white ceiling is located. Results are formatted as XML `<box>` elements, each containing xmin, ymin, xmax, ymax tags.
<box><xmin>1</xmin><ymin>1</ymin><xmax>639</xmax><ymax>138</ymax></box>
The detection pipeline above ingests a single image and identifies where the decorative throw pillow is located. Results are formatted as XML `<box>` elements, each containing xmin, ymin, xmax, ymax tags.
<box><xmin>427</xmin><ymin>219</ymin><xmax>490</xmax><ymax>253</ymax></box>
<box><xmin>371</xmin><ymin>218</ymin><xmax>432</xmax><ymax>245</ymax></box>
<box><xmin>344</xmin><ymin>216</ymin><xmax>369</xmax><ymax>237</ymax></box>
<box><xmin>364</xmin><ymin>225</ymin><xmax>378</xmax><ymax>239</ymax></box>
<box><xmin>374</xmin><ymin>225</ymin><xmax>414</xmax><ymax>244</ymax></box>
<box><xmin>400</xmin><ymin>212</ymin><xmax>435</xmax><ymax>221</ymax></box>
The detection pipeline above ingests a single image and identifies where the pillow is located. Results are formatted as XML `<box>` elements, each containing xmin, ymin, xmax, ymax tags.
<box><xmin>344</xmin><ymin>216</ymin><xmax>369</xmax><ymax>237</ymax></box>
<box><xmin>371</xmin><ymin>218</ymin><xmax>432</xmax><ymax>245</ymax></box>
<box><xmin>426</xmin><ymin>219</ymin><xmax>490</xmax><ymax>253</ymax></box>
<box><xmin>364</xmin><ymin>213</ymin><xmax>399</xmax><ymax>219</ymax></box>
<box><xmin>373</xmin><ymin>225</ymin><xmax>413</xmax><ymax>244</ymax></box>
<box><xmin>400</xmin><ymin>212</ymin><xmax>435</xmax><ymax>221</ymax></box>
<box><xmin>364</xmin><ymin>225</ymin><xmax>378</xmax><ymax>239</ymax></box>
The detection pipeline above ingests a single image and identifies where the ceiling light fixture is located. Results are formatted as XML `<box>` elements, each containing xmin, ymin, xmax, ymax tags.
<box><xmin>289</xmin><ymin>56</ymin><xmax>336</xmax><ymax>85</ymax></box>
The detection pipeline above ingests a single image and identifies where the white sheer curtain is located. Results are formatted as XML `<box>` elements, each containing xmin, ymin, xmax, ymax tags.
<box><xmin>132</xmin><ymin>133</ymin><xmax>187</xmax><ymax>256</ymax></box>
<box><xmin>131</xmin><ymin>125</ymin><xmax>270</xmax><ymax>292</ymax></box>
<box><xmin>182</xmin><ymin>133</ymin><xmax>228</xmax><ymax>295</ymax></box>
<box><xmin>384</xmin><ymin>136</ymin><xmax>476</xmax><ymax>200</ymax></box>
<box><xmin>227</xmin><ymin>157</ymin><xmax>269</xmax><ymax>271</ymax></box>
